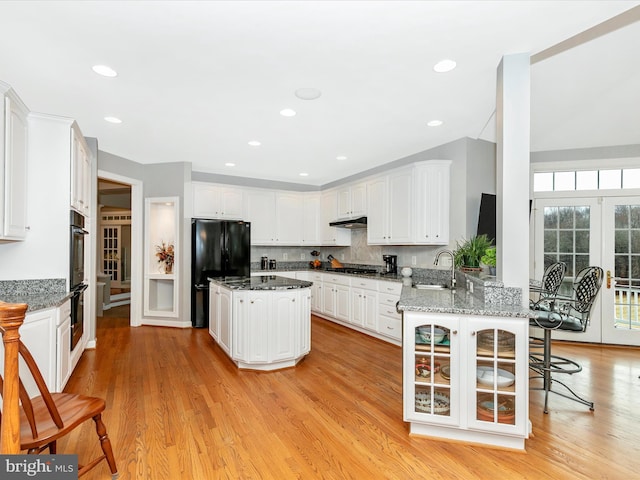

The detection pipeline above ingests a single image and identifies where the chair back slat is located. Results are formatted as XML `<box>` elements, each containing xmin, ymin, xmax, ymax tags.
<box><xmin>542</xmin><ymin>262</ymin><xmax>567</xmax><ymax>298</ymax></box>
<box><xmin>17</xmin><ymin>340</ymin><xmax>64</xmax><ymax>430</ymax></box>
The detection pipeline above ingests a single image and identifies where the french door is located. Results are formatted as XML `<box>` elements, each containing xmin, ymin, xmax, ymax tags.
<box><xmin>532</xmin><ymin>196</ymin><xmax>640</xmax><ymax>346</ymax></box>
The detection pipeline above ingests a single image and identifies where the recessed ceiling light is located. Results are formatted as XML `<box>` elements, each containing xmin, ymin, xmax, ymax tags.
<box><xmin>280</xmin><ymin>108</ymin><xmax>296</xmax><ymax>117</ymax></box>
<box><xmin>92</xmin><ymin>65</ymin><xmax>118</xmax><ymax>77</ymax></box>
<box><xmin>104</xmin><ymin>116</ymin><xmax>122</xmax><ymax>124</ymax></box>
<box><xmin>336</xmin><ymin>156</ymin><xmax>347</xmax><ymax>161</ymax></box>
<box><xmin>225</xmin><ymin>162</ymin><xmax>236</xmax><ymax>167</ymax></box>
<box><xmin>427</xmin><ymin>120</ymin><xmax>443</xmax><ymax>127</ymax></box>
<box><xmin>295</xmin><ymin>88</ymin><xmax>322</xmax><ymax>100</ymax></box>
<box><xmin>299</xmin><ymin>172</ymin><xmax>309</xmax><ymax>177</ymax></box>
<box><xmin>248</xmin><ymin>140</ymin><xmax>261</xmax><ymax>146</ymax></box>
<box><xmin>433</xmin><ymin>59</ymin><xmax>457</xmax><ymax>73</ymax></box>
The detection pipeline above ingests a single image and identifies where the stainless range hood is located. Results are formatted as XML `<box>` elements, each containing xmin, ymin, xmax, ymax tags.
<box><xmin>329</xmin><ymin>216</ymin><xmax>367</xmax><ymax>229</ymax></box>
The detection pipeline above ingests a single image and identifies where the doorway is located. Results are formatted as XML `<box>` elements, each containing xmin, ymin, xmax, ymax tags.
<box><xmin>532</xmin><ymin>195</ymin><xmax>640</xmax><ymax>346</ymax></box>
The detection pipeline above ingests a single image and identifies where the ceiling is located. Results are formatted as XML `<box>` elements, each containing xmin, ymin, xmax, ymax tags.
<box><xmin>1</xmin><ymin>1</ymin><xmax>638</xmax><ymax>186</ymax></box>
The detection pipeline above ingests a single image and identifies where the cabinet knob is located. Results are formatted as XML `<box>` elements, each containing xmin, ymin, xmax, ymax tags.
<box><xmin>452</xmin><ymin>330</ymin><xmax>457</xmax><ymax>335</ymax></box>
<box><xmin>251</xmin><ymin>300</ymin><xmax>254</xmax><ymax>304</ymax></box>
<box><xmin>471</xmin><ymin>331</ymin><xmax>476</xmax><ymax>336</ymax></box>
<box><xmin>239</xmin><ymin>299</ymin><xmax>243</xmax><ymax>303</ymax></box>
<box><xmin>292</xmin><ymin>299</ymin><xmax>295</xmax><ymax>302</ymax></box>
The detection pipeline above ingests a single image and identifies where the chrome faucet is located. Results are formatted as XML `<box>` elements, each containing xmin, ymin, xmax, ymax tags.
<box><xmin>434</xmin><ymin>250</ymin><xmax>456</xmax><ymax>290</ymax></box>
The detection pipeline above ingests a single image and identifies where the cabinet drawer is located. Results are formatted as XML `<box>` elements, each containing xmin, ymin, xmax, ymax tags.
<box><xmin>324</xmin><ymin>274</ymin><xmax>351</xmax><ymax>286</ymax></box>
<box><xmin>309</xmin><ymin>272</ymin><xmax>324</xmax><ymax>282</ymax></box>
<box><xmin>379</xmin><ymin>292</ymin><xmax>400</xmax><ymax>309</ymax></box>
<box><xmin>351</xmin><ymin>277</ymin><xmax>378</xmax><ymax>291</ymax></box>
<box><xmin>378</xmin><ymin>301</ymin><xmax>401</xmax><ymax>320</ymax></box>
<box><xmin>378</xmin><ymin>314</ymin><xmax>402</xmax><ymax>341</ymax></box>
<box><xmin>378</xmin><ymin>281</ymin><xmax>402</xmax><ymax>295</ymax></box>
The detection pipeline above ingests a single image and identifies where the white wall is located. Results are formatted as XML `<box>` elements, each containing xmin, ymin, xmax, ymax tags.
<box><xmin>0</xmin><ymin>114</ymin><xmax>72</xmax><ymax>282</ymax></box>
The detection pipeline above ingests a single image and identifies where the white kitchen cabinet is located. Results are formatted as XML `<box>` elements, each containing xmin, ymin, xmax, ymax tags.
<box><xmin>218</xmin><ymin>286</ymin><xmax>233</xmax><ymax>357</ymax></box>
<box><xmin>244</xmin><ymin>189</ymin><xmax>303</xmax><ymax>245</ymax></box>
<box><xmin>298</xmin><ymin>288</ymin><xmax>312</xmax><ymax>357</ymax></box>
<box><xmin>71</xmin><ymin>124</ymin><xmax>91</xmax><ymax>218</ymax></box>
<box><xmin>377</xmin><ymin>280</ymin><xmax>402</xmax><ymax>342</ymax></box>
<box><xmin>301</xmin><ymin>193</ymin><xmax>321</xmax><ymax>245</ymax></box>
<box><xmin>309</xmin><ymin>271</ymin><xmax>323</xmax><ymax>312</ymax></box>
<box><xmin>414</xmin><ymin>161</ymin><xmax>451</xmax><ymax>245</ymax></box>
<box><xmin>275</xmin><ymin>192</ymin><xmax>302</xmax><ymax>244</ymax></box>
<box><xmin>56</xmin><ymin>300</ymin><xmax>72</xmax><ymax>391</ymax></box>
<box><xmin>337</xmin><ymin>182</ymin><xmax>367</xmax><ymax>219</ymax></box>
<box><xmin>351</xmin><ymin>277</ymin><xmax>378</xmax><ymax>330</ymax></box>
<box><xmin>367</xmin><ymin>168</ymin><xmax>413</xmax><ymax>244</ymax></box>
<box><xmin>193</xmin><ymin>182</ymin><xmax>244</xmax><ymax>219</ymax></box>
<box><xmin>20</xmin><ymin>307</ymin><xmax>56</xmax><ymax>396</ymax></box>
<box><xmin>230</xmin><ymin>288</ymin><xmax>311</xmax><ymax>370</ymax></box>
<box><xmin>322</xmin><ymin>273</ymin><xmax>350</xmax><ymax>322</ymax></box>
<box><xmin>0</xmin><ymin>81</ymin><xmax>29</xmax><ymax>240</ymax></box>
<box><xmin>320</xmin><ymin>190</ymin><xmax>351</xmax><ymax>246</ymax></box>
<box><xmin>209</xmin><ymin>283</ymin><xmax>220</xmax><ymax>341</ymax></box>
<box><xmin>143</xmin><ymin>197</ymin><xmax>179</xmax><ymax>319</ymax></box>
<box><xmin>244</xmin><ymin>189</ymin><xmax>276</xmax><ymax>244</ymax></box>
<box><xmin>403</xmin><ymin>311</ymin><xmax>529</xmax><ymax>450</ymax></box>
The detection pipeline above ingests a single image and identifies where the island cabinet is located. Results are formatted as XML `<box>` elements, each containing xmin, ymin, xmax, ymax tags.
<box><xmin>208</xmin><ymin>285</ymin><xmax>311</xmax><ymax>371</ymax></box>
<box><xmin>403</xmin><ymin>311</ymin><xmax>529</xmax><ymax>450</ymax></box>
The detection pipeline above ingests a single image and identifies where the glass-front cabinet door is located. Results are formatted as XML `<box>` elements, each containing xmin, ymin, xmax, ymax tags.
<box><xmin>467</xmin><ymin>318</ymin><xmax>528</xmax><ymax>436</ymax></box>
<box><xmin>403</xmin><ymin>313</ymin><xmax>460</xmax><ymax>427</ymax></box>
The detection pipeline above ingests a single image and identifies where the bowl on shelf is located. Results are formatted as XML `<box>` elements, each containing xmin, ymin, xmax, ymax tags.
<box><xmin>415</xmin><ymin>391</ymin><xmax>450</xmax><ymax>414</ymax></box>
<box><xmin>477</xmin><ymin>330</ymin><xmax>515</xmax><ymax>352</ymax></box>
<box><xmin>416</xmin><ymin>327</ymin><xmax>446</xmax><ymax>344</ymax></box>
<box><xmin>476</xmin><ymin>366</ymin><xmax>515</xmax><ymax>388</ymax></box>
<box><xmin>476</xmin><ymin>394</ymin><xmax>515</xmax><ymax>423</ymax></box>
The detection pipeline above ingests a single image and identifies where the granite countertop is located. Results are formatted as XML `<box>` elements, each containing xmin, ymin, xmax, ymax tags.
<box><xmin>0</xmin><ymin>279</ymin><xmax>71</xmax><ymax>312</ymax></box>
<box><xmin>0</xmin><ymin>292</ymin><xmax>72</xmax><ymax>312</ymax></box>
<box><xmin>210</xmin><ymin>275</ymin><xmax>313</xmax><ymax>290</ymax></box>
<box><xmin>397</xmin><ymin>285</ymin><xmax>531</xmax><ymax>318</ymax></box>
<box><xmin>254</xmin><ymin>268</ymin><xmax>405</xmax><ymax>283</ymax></box>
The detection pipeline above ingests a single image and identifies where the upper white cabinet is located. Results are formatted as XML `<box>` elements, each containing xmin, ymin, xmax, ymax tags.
<box><xmin>367</xmin><ymin>167</ymin><xmax>413</xmax><ymax>244</ymax></box>
<box><xmin>70</xmin><ymin>124</ymin><xmax>91</xmax><ymax>217</ymax></box>
<box><xmin>144</xmin><ymin>197</ymin><xmax>179</xmax><ymax>318</ymax></box>
<box><xmin>414</xmin><ymin>161</ymin><xmax>451</xmax><ymax>245</ymax></box>
<box><xmin>275</xmin><ymin>192</ymin><xmax>302</xmax><ymax>244</ymax></box>
<box><xmin>337</xmin><ymin>182</ymin><xmax>366</xmax><ymax>219</ymax></box>
<box><xmin>367</xmin><ymin>161</ymin><xmax>450</xmax><ymax>245</ymax></box>
<box><xmin>244</xmin><ymin>189</ymin><xmax>302</xmax><ymax>245</ymax></box>
<box><xmin>193</xmin><ymin>182</ymin><xmax>243</xmax><ymax>220</ymax></box>
<box><xmin>301</xmin><ymin>193</ymin><xmax>320</xmax><ymax>245</ymax></box>
<box><xmin>0</xmin><ymin>81</ymin><xmax>29</xmax><ymax>240</ymax></box>
<box><xmin>320</xmin><ymin>190</ymin><xmax>351</xmax><ymax>246</ymax></box>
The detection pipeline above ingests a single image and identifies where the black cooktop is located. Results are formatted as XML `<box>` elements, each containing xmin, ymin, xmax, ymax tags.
<box><xmin>324</xmin><ymin>267</ymin><xmax>378</xmax><ymax>275</ymax></box>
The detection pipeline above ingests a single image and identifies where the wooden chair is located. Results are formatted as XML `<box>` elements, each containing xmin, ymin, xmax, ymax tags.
<box><xmin>0</xmin><ymin>301</ymin><xmax>118</xmax><ymax>478</ymax></box>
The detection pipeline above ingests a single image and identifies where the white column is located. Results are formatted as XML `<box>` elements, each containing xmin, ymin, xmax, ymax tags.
<box><xmin>496</xmin><ymin>53</ymin><xmax>530</xmax><ymax>307</ymax></box>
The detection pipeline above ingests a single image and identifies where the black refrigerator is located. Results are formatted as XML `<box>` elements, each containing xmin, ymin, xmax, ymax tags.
<box><xmin>191</xmin><ymin>219</ymin><xmax>251</xmax><ymax>328</ymax></box>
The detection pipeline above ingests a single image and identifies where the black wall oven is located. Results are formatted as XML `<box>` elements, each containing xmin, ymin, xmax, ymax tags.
<box><xmin>70</xmin><ymin>210</ymin><xmax>88</xmax><ymax>350</ymax></box>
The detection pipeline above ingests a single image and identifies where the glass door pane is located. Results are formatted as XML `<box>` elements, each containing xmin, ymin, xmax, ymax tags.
<box><xmin>602</xmin><ymin>197</ymin><xmax>640</xmax><ymax>346</ymax></box>
<box><xmin>532</xmin><ymin>197</ymin><xmax>602</xmax><ymax>342</ymax></box>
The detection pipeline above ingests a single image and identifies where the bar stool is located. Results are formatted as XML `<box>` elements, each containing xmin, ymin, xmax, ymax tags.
<box><xmin>529</xmin><ymin>266</ymin><xmax>603</xmax><ymax>413</ymax></box>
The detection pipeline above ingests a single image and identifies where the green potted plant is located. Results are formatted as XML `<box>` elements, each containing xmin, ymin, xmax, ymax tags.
<box><xmin>453</xmin><ymin>234</ymin><xmax>493</xmax><ymax>271</ymax></box>
<box><xmin>481</xmin><ymin>246</ymin><xmax>496</xmax><ymax>275</ymax></box>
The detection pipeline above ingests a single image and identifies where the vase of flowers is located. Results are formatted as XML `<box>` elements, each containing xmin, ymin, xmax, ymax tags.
<box><xmin>155</xmin><ymin>241</ymin><xmax>174</xmax><ymax>274</ymax></box>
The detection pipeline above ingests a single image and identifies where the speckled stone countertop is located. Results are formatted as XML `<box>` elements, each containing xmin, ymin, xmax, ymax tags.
<box><xmin>397</xmin><ymin>286</ymin><xmax>531</xmax><ymax>318</ymax></box>
<box><xmin>0</xmin><ymin>279</ymin><xmax>71</xmax><ymax>312</ymax></box>
<box><xmin>210</xmin><ymin>275</ymin><xmax>312</xmax><ymax>290</ymax></box>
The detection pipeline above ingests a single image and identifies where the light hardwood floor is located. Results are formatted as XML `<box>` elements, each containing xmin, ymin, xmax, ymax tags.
<box><xmin>61</xmin><ymin>311</ymin><xmax>640</xmax><ymax>479</ymax></box>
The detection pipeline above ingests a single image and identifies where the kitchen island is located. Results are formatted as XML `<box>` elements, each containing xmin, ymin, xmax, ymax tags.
<box><xmin>397</xmin><ymin>283</ymin><xmax>531</xmax><ymax>450</ymax></box>
<box><xmin>208</xmin><ymin>275</ymin><xmax>312</xmax><ymax>371</ymax></box>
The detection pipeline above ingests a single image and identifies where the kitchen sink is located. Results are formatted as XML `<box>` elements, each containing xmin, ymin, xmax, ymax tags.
<box><xmin>413</xmin><ymin>283</ymin><xmax>448</xmax><ymax>290</ymax></box>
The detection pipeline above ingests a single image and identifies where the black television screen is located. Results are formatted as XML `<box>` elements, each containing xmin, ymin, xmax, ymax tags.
<box><xmin>477</xmin><ymin>193</ymin><xmax>496</xmax><ymax>245</ymax></box>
